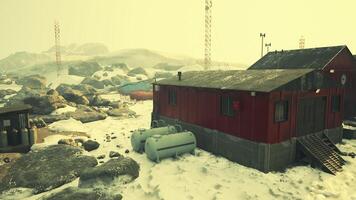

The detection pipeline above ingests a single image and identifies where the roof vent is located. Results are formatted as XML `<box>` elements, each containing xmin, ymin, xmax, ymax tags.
<box><xmin>178</xmin><ymin>71</ymin><xmax>182</xmax><ymax>81</ymax></box>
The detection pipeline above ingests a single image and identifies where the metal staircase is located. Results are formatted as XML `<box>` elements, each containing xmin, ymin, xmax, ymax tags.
<box><xmin>297</xmin><ymin>134</ymin><xmax>346</xmax><ymax>175</ymax></box>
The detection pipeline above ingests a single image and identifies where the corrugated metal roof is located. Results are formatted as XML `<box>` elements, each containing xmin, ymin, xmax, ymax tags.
<box><xmin>156</xmin><ymin>69</ymin><xmax>314</xmax><ymax>92</ymax></box>
<box><xmin>248</xmin><ymin>45</ymin><xmax>346</xmax><ymax>70</ymax></box>
<box><xmin>0</xmin><ymin>104</ymin><xmax>32</xmax><ymax>115</ymax></box>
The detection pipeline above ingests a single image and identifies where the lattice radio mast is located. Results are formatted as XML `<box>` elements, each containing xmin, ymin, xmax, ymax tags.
<box><xmin>204</xmin><ymin>0</ymin><xmax>212</xmax><ymax>69</ymax></box>
<box><xmin>54</xmin><ymin>20</ymin><xmax>62</xmax><ymax>77</ymax></box>
<box><xmin>299</xmin><ymin>36</ymin><xmax>305</xmax><ymax>49</ymax></box>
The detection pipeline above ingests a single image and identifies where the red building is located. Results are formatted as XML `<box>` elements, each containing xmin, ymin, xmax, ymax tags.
<box><xmin>152</xmin><ymin>69</ymin><xmax>346</xmax><ymax>174</ymax></box>
<box><xmin>249</xmin><ymin>45</ymin><xmax>356</xmax><ymax>119</ymax></box>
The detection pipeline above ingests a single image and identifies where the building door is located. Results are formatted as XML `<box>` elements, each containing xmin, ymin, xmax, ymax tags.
<box><xmin>296</xmin><ymin>96</ymin><xmax>326</xmax><ymax>136</ymax></box>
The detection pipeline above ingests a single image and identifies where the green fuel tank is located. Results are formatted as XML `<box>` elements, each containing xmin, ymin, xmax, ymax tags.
<box><xmin>131</xmin><ymin>125</ymin><xmax>178</xmax><ymax>153</ymax></box>
<box><xmin>145</xmin><ymin>131</ymin><xmax>196</xmax><ymax>162</ymax></box>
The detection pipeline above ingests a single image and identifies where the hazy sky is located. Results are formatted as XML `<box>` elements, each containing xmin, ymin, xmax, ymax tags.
<box><xmin>1</xmin><ymin>0</ymin><xmax>356</xmax><ymax>65</ymax></box>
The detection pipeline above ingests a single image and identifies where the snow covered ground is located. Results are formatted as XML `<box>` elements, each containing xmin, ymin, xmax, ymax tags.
<box><xmin>20</xmin><ymin>99</ymin><xmax>356</xmax><ymax>200</ymax></box>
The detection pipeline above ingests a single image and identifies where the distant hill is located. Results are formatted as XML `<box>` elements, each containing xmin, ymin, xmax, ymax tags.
<box><xmin>0</xmin><ymin>52</ymin><xmax>52</xmax><ymax>73</ymax></box>
<box><xmin>91</xmin><ymin>48</ymin><xmax>194</xmax><ymax>68</ymax></box>
<box><xmin>45</xmin><ymin>43</ymin><xmax>109</xmax><ymax>56</ymax></box>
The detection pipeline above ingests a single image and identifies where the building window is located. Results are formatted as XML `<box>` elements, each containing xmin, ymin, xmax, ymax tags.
<box><xmin>275</xmin><ymin>101</ymin><xmax>289</xmax><ymax>122</ymax></box>
<box><xmin>332</xmin><ymin>95</ymin><xmax>341</xmax><ymax>112</ymax></box>
<box><xmin>168</xmin><ymin>90</ymin><xmax>177</xmax><ymax>105</ymax></box>
<box><xmin>3</xmin><ymin>120</ymin><xmax>11</xmax><ymax>127</ymax></box>
<box><xmin>220</xmin><ymin>96</ymin><xmax>234</xmax><ymax>117</ymax></box>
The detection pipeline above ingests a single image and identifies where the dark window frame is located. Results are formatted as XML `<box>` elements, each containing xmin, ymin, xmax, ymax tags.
<box><xmin>168</xmin><ymin>89</ymin><xmax>177</xmax><ymax>106</ymax></box>
<box><xmin>220</xmin><ymin>95</ymin><xmax>235</xmax><ymax>117</ymax></box>
<box><xmin>275</xmin><ymin>100</ymin><xmax>289</xmax><ymax>123</ymax></box>
<box><xmin>331</xmin><ymin>95</ymin><xmax>341</xmax><ymax>112</ymax></box>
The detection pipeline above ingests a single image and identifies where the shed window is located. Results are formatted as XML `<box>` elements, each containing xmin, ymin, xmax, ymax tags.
<box><xmin>3</xmin><ymin>120</ymin><xmax>11</xmax><ymax>127</ymax></box>
<box><xmin>220</xmin><ymin>96</ymin><xmax>234</xmax><ymax>117</ymax></box>
<box><xmin>332</xmin><ymin>95</ymin><xmax>341</xmax><ymax>112</ymax></box>
<box><xmin>275</xmin><ymin>101</ymin><xmax>289</xmax><ymax>122</ymax></box>
<box><xmin>168</xmin><ymin>90</ymin><xmax>177</xmax><ymax>105</ymax></box>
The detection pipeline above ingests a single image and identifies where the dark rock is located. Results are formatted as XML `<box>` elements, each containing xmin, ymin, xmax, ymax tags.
<box><xmin>79</xmin><ymin>157</ymin><xmax>139</xmax><ymax>188</ymax></box>
<box><xmin>0</xmin><ymin>145</ymin><xmax>97</xmax><ymax>194</ymax></box>
<box><xmin>111</xmin><ymin>136</ymin><xmax>117</xmax><ymax>140</ymax></box>
<box><xmin>111</xmin><ymin>63</ymin><xmax>129</xmax><ymax>72</ymax></box>
<box><xmin>99</xmin><ymin>161</ymin><xmax>105</xmax><ymax>164</ymax></box>
<box><xmin>69</xmin><ymin>108</ymin><xmax>107</xmax><ymax>123</ymax></box>
<box><xmin>83</xmin><ymin>140</ymin><xmax>100</xmax><ymax>151</ymax></box>
<box><xmin>102</xmin><ymin>79</ymin><xmax>114</xmax><ymax>87</ymax></box>
<box><xmin>107</xmin><ymin>107</ymin><xmax>136</xmax><ymax>117</ymax></box>
<box><xmin>88</xmin><ymin>95</ymin><xmax>111</xmax><ymax>107</ymax></box>
<box><xmin>40</xmin><ymin>114</ymin><xmax>71</xmax><ymax>124</ymax></box>
<box><xmin>58</xmin><ymin>138</ymin><xmax>76</xmax><ymax>146</ymax></box>
<box><xmin>46</xmin><ymin>89</ymin><xmax>59</xmax><ymax>96</ymax></box>
<box><xmin>81</xmin><ymin>77</ymin><xmax>105</xmax><ymax>89</ymax></box>
<box><xmin>125</xmin><ymin>149</ymin><xmax>129</xmax><ymax>154</ymax></box>
<box><xmin>3</xmin><ymin>157</ymin><xmax>10</xmax><ymax>163</ymax></box>
<box><xmin>97</xmin><ymin>155</ymin><xmax>106</xmax><ymax>159</ymax></box>
<box><xmin>109</xmin><ymin>151</ymin><xmax>122</xmax><ymax>158</ymax></box>
<box><xmin>56</xmin><ymin>84</ymin><xmax>90</xmax><ymax>105</ymax></box>
<box><xmin>111</xmin><ymin>75</ymin><xmax>130</xmax><ymax>86</ymax></box>
<box><xmin>23</xmin><ymin>94</ymin><xmax>66</xmax><ymax>115</ymax></box>
<box><xmin>0</xmin><ymin>89</ymin><xmax>16</xmax><ymax>98</ymax></box>
<box><xmin>40</xmin><ymin>187</ymin><xmax>122</xmax><ymax>200</ymax></box>
<box><xmin>15</xmin><ymin>75</ymin><xmax>47</xmax><ymax>89</ymax></box>
<box><xmin>68</xmin><ymin>62</ymin><xmax>102</xmax><ymax>77</ymax></box>
<box><xmin>127</xmin><ymin>67</ymin><xmax>147</xmax><ymax>77</ymax></box>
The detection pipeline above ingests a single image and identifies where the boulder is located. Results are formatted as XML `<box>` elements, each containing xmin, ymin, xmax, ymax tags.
<box><xmin>102</xmin><ymin>79</ymin><xmax>114</xmax><ymax>87</ymax></box>
<box><xmin>23</xmin><ymin>94</ymin><xmax>66</xmax><ymax>115</ymax></box>
<box><xmin>81</xmin><ymin>77</ymin><xmax>105</xmax><ymax>89</ymax></box>
<box><xmin>107</xmin><ymin>107</ymin><xmax>136</xmax><ymax>117</ymax></box>
<box><xmin>40</xmin><ymin>114</ymin><xmax>71</xmax><ymax>124</ymax></box>
<box><xmin>56</xmin><ymin>84</ymin><xmax>90</xmax><ymax>105</ymax></box>
<box><xmin>71</xmin><ymin>84</ymin><xmax>97</xmax><ymax>96</ymax></box>
<box><xmin>0</xmin><ymin>145</ymin><xmax>98</xmax><ymax>194</ymax></box>
<box><xmin>40</xmin><ymin>187</ymin><xmax>122</xmax><ymax>200</ymax></box>
<box><xmin>111</xmin><ymin>63</ymin><xmax>129</xmax><ymax>72</ymax></box>
<box><xmin>68</xmin><ymin>62</ymin><xmax>102</xmax><ymax>77</ymax></box>
<box><xmin>109</xmin><ymin>151</ymin><xmax>122</xmax><ymax>158</ymax></box>
<box><xmin>0</xmin><ymin>89</ymin><xmax>16</xmax><ymax>98</ymax></box>
<box><xmin>79</xmin><ymin>157</ymin><xmax>139</xmax><ymax>188</ymax></box>
<box><xmin>88</xmin><ymin>95</ymin><xmax>111</xmax><ymax>107</ymax></box>
<box><xmin>111</xmin><ymin>75</ymin><xmax>130</xmax><ymax>86</ymax></box>
<box><xmin>58</xmin><ymin>138</ymin><xmax>77</xmax><ymax>146</ymax></box>
<box><xmin>69</xmin><ymin>108</ymin><xmax>107</xmax><ymax>123</ymax></box>
<box><xmin>5</xmin><ymin>86</ymin><xmax>47</xmax><ymax>106</ymax></box>
<box><xmin>83</xmin><ymin>140</ymin><xmax>100</xmax><ymax>151</ymax></box>
<box><xmin>15</xmin><ymin>75</ymin><xmax>47</xmax><ymax>89</ymax></box>
<box><xmin>127</xmin><ymin>67</ymin><xmax>147</xmax><ymax>77</ymax></box>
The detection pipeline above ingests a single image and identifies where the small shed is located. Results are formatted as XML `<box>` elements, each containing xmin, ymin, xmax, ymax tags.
<box><xmin>248</xmin><ymin>45</ymin><xmax>356</xmax><ymax>119</ymax></box>
<box><xmin>0</xmin><ymin>104</ymin><xmax>34</xmax><ymax>153</ymax></box>
<box><xmin>152</xmin><ymin>69</ymin><xmax>345</xmax><ymax>173</ymax></box>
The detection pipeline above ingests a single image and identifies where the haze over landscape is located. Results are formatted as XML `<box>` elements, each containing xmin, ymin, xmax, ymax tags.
<box><xmin>1</xmin><ymin>0</ymin><xmax>356</xmax><ymax>65</ymax></box>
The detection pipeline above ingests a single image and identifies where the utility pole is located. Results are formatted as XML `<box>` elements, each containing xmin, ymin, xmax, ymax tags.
<box><xmin>299</xmin><ymin>36</ymin><xmax>305</xmax><ymax>49</ymax></box>
<box><xmin>204</xmin><ymin>0</ymin><xmax>212</xmax><ymax>70</ymax></box>
<box><xmin>54</xmin><ymin>20</ymin><xmax>62</xmax><ymax>77</ymax></box>
<box><xmin>260</xmin><ymin>33</ymin><xmax>266</xmax><ymax>57</ymax></box>
<box><xmin>265</xmin><ymin>43</ymin><xmax>271</xmax><ymax>53</ymax></box>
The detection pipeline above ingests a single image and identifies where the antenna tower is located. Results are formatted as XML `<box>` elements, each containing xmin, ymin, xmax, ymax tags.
<box><xmin>54</xmin><ymin>20</ymin><xmax>62</xmax><ymax>77</ymax></box>
<box><xmin>204</xmin><ymin>0</ymin><xmax>212</xmax><ymax>69</ymax></box>
<box><xmin>299</xmin><ymin>36</ymin><xmax>305</xmax><ymax>49</ymax></box>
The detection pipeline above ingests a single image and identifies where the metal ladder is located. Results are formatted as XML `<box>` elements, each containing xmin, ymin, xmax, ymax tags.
<box><xmin>297</xmin><ymin>134</ymin><xmax>346</xmax><ymax>175</ymax></box>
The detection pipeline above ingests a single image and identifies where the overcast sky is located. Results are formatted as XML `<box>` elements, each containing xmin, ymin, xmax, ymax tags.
<box><xmin>1</xmin><ymin>0</ymin><xmax>356</xmax><ymax>65</ymax></box>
